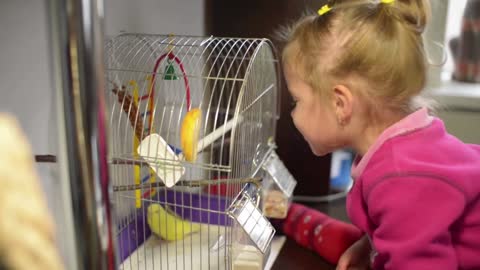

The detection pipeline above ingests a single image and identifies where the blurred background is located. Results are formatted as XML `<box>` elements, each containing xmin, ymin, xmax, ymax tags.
<box><xmin>0</xmin><ymin>0</ymin><xmax>478</xmax><ymax>267</ymax></box>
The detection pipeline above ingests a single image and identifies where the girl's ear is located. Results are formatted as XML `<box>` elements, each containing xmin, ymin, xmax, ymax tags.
<box><xmin>332</xmin><ymin>84</ymin><xmax>353</xmax><ymax>126</ymax></box>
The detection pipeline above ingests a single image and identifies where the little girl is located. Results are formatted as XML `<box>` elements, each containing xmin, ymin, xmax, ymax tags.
<box><xmin>280</xmin><ymin>0</ymin><xmax>480</xmax><ymax>269</ymax></box>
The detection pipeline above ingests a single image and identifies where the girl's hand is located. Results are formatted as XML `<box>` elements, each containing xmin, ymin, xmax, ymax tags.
<box><xmin>336</xmin><ymin>235</ymin><xmax>371</xmax><ymax>270</ymax></box>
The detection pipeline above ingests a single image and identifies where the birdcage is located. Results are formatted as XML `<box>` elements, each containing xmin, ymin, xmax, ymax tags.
<box><xmin>105</xmin><ymin>33</ymin><xmax>281</xmax><ymax>270</ymax></box>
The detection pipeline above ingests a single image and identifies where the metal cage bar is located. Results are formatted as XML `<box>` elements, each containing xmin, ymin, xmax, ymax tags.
<box><xmin>47</xmin><ymin>0</ymin><xmax>117</xmax><ymax>269</ymax></box>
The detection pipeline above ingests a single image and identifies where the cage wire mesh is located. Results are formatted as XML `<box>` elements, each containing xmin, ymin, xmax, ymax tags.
<box><xmin>104</xmin><ymin>34</ymin><xmax>280</xmax><ymax>269</ymax></box>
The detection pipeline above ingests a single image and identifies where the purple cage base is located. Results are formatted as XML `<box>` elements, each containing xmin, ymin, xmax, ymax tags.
<box><xmin>117</xmin><ymin>189</ymin><xmax>232</xmax><ymax>262</ymax></box>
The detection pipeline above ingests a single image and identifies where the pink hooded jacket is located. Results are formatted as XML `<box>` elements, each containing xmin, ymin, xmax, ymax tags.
<box><xmin>347</xmin><ymin>108</ymin><xmax>480</xmax><ymax>270</ymax></box>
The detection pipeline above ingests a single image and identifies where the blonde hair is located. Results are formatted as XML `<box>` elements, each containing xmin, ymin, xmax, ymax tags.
<box><xmin>282</xmin><ymin>0</ymin><xmax>432</xmax><ymax>114</ymax></box>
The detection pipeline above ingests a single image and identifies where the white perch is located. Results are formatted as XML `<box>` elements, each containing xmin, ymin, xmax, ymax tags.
<box><xmin>138</xmin><ymin>115</ymin><xmax>244</xmax><ymax>187</ymax></box>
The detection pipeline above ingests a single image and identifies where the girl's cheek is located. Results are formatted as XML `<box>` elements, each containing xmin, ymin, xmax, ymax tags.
<box><xmin>291</xmin><ymin>110</ymin><xmax>302</xmax><ymax>131</ymax></box>
<box><xmin>290</xmin><ymin>109</ymin><xmax>296</xmax><ymax>122</ymax></box>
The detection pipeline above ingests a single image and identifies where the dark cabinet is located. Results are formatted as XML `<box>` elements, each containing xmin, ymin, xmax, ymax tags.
<box><xmin>205</xmin><ymin>0</ymin><xmax>332</xmax><ymax>197</ymax></box>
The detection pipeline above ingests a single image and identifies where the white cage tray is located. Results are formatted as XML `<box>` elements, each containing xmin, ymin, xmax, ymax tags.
<box><xmin>120</xmin><ymin>225</ymin><xmax>285</xmax><ymax>270</ymax></box>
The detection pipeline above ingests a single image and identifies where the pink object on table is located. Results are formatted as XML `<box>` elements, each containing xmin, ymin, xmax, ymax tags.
<box><xmin>278</xmin><ymin>203</ymin><xmax>362</xmax><ymax>265</ymax></box>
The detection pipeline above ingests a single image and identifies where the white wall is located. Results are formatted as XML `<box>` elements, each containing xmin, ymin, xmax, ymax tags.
<box><xmin>0</xmin><ymin>0</ymin><xmax>52</xmax><ymax>154</ymax></box>
<box><xmin>0</xmin><ymin>0</ymin><xmax>56</xmax><ymax>209</ymax></box>
<box><xmin>105</xmin><ymin>0</ymin><xmax>205</xmax><ymax>36</ymax></box>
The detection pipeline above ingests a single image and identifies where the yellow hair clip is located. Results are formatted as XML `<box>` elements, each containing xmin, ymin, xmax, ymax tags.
<box><xmin>318</xmin><ymin>4</ymin><xmax>332</xmax><ymax>16</ymax></box>
<box><xmin>380</xmin><ymin>0</ymin><xmax>395</xmax><ymax>4</ymax></box>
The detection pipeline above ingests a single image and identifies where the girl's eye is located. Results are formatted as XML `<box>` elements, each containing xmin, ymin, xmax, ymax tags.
<box><xmin>291</xmin><ymin>100</ymin><xmax>298</xmax><ymax>107</ymax></box>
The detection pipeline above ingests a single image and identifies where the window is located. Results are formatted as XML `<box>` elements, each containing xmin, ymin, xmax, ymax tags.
<box><xmin>443</xmin><ymin>0</ymin><xmax>469</xmax><ymax>80</ymax></box>
<box><xmin>425</xmin><ymin>0</ymin><xmax>479</xmax><ymax>87</ymax></box>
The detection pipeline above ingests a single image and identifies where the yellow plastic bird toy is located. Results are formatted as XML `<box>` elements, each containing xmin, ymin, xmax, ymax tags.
<box><xmin>147</xmin><ymin>203</ymin><xmax>201</xmax><ymax>241</ymax></box>
<box><xmin>180</xmin><ymin>108</ymin><xmax>202</xmax><ymax>162</ymax></box>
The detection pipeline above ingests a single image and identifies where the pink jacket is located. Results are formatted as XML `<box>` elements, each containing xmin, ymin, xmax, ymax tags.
<box><xmin>347</xmin><ymin>108</ymin><xmax>480</xmax><ymax>270</ymax></box>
